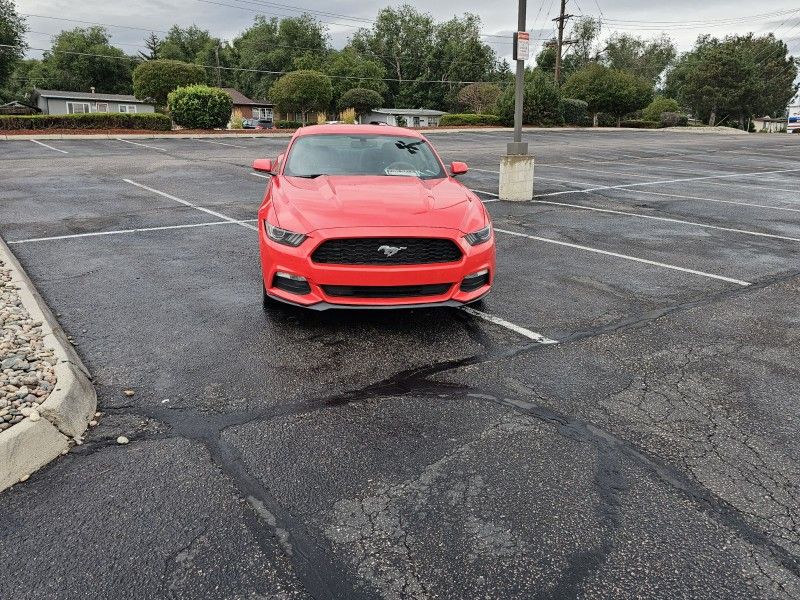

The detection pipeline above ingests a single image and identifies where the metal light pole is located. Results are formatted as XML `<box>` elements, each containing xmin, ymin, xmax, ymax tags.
<box><xmin>509</xmin><ymin>0</ymin><xmax>528</xmax><ymax>156</ymax></box>
<box><xmin>499</xmin><ymin>0</ymin><xmax>535</xmax><ymax>201</ymax></box>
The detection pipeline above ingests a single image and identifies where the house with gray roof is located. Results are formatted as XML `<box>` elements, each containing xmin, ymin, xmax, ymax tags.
<box><xmin>33</xmin><ymin>88</ymin><xmax>156</xmax><ymax>116</ymax></box>
<box><xmin>360</xmin><ymin>108</ymin><xmax>447</xmax><ymax>128</ymax></box>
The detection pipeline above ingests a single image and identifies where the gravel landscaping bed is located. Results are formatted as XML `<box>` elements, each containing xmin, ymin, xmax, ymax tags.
<box><xmin>0</xmin><ymin>258</ymin><xmax>57</xmax><ymax>433</ymax></box>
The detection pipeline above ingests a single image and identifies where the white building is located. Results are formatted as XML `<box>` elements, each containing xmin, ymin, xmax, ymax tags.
<box><xmin>360</xmin><ymin>108</ymin><xmax>447</xmax><ymax>128</ymax></box>
<box><xmin>753</xmin><ymin>115</ymin><xmax>787</xmax><ymax>133</ymax></box>
<box><xmin>33</xmin><ymin>89</ymin><xmax>155</xmax><ymax>115</ymax></box>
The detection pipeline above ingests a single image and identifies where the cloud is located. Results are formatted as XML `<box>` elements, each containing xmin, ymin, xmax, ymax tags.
<box><xmin>17</xmin><ymin>0</ymin><xmax>800</xmax><ymax>63</ymax></box>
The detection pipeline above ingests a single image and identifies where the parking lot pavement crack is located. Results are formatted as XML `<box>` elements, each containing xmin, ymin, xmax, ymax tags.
<box><xmin>458</xmin><ymin>390</ymin><xmax>800</xmax><ymax>581</ymax></box>
<box><xmin>160</xmin><ymin>522</ymin><xmax>210</xmax><ymax>598</ymax></box>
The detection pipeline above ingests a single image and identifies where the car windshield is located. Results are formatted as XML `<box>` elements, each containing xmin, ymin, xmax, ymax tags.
<box><xmin>283</xmin><ymin>134</ymin><xmax>446</xmax><ymax>179</ymax></box>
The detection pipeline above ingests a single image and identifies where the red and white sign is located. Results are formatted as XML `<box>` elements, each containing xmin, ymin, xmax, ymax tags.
<box><xmin>513</xmin><ymin>31</ymin><xmax>530</xmax><ymax>61</ymax></box>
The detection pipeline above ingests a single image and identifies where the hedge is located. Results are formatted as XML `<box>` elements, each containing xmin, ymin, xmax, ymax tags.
<box><xmin>660</xmin><ymin>112</ymin><xmax>688</xmax><ymax>127</ymax></box>
<box><xmin>277</xmin><ymin>120</ymin><xmax>303</xmax><ymax>129</ymax></box>
<box><xmin>439</xmin><ymin>113</ymin><xmax>501</xmax><ymax>126</ymax></box>
<box><xmin>0</xmin><ymin>113</ymin><xmax>172</xmax><ymax>131</ymax></box>
<box><xmin>168</xmin><ymin>85</ymin><xmax>232</xmax><ymax>129</ymax></box>
<box><xmin>619</xmin><ymin>119</ymin><xmax>661</xmax><ymax>129</ymax></box>
<box><xmin>561</xmin><ymin>98</ymin><xmax>589</xmax><ymax>126</ymax></box>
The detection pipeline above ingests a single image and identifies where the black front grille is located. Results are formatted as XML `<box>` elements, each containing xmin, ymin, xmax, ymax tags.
<box><xmin>322</xmin><ymin>283</ymin><xmax>452</xmax><ymax>298</ymax></box>
<box><xmin>312</xmin><ymin>238</ymin><xmax>462</xmax><ymax>265</ymax></box>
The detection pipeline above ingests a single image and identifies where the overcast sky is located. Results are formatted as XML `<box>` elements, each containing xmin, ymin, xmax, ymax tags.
<box><xmin>16</xmin><ymin>0</ymin><xmax>800</xmax><ymax>63</ymax></box>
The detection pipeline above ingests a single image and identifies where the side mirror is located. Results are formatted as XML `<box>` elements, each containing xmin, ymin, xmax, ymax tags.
<box><xmin>450</xmin><ymin>161</ymin><xmax>469</xmax><ymax>176</ymax></box>
<box><xmin>253</xmin><ymin>159</ymin><xmax>274</xmax><ymax>174</ymax></box>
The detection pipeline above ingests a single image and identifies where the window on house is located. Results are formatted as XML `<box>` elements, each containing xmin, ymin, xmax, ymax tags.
<box><xmin>413</xmin><ymin>116</ymin><xmax>421</xmax><ymax>127</ymax></box>
<box><xmin>67</xmin><ymin>102</ymin><xmax>91</xmax><ymax>114</ymax></box>
<box><xmin>253</xmin><ymin>107</ymin><xmax>273</xmax><ymax>120</ymax></box>
<box><xmin>94</xmin><ymin>103</ymin><xmax>109</xmax><ymax>113</ymax></box>
<box><xmin>118</xmin><ymin>105</ymin><xmax>137</xmax><ymax>114</ymax></box>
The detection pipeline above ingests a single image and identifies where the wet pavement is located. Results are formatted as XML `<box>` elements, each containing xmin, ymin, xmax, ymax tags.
<box><xmin>0</xmin><ymin>129</ymin><xmax>798</xmax><ymax>599</ymax></box>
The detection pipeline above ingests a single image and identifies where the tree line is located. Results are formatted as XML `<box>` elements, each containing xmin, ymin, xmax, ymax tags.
<box><xmin>1</xmin><ymin>0</ymin><xmax>797</xmax><ymax>128</ymax></box>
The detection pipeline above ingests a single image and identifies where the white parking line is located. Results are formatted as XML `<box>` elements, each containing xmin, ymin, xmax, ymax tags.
<box><xmin>193</xmin><ymin>138</ymin><xmax>247</xmax><ymax>149</ymax></box>
<box><xmin>631</xmin><ymin>189</ymin><xmax>800</xmax><ymax>214</ymax></box>
<box><xmin>123</xmin><ymin>179</ymin><xmax>258</xmax><ymax>231</ymax></box>
<box><xmin>116</xmin><ymin>138</ymin><xmax>167</xmax><ymax>152</ymax></box>
<box><xmin>467</xmin><ymin>188</ymin><xmax>500</xmax><ymax>202</ymax></box>
<box><xmin>30</xmin><ymin>139</ymin><xmax>68</xmax><ymax>154</ymax></box>
<box><xmin>705</xmin><ymin>179</ymin><xmax>800</xmax><ymax>196</ymax></box>
<box><xmin>460</xmin><ymin>306</ymin><xmax>558</xmax><ymax>344</ymax></box>
<box><xmin>536</xmin><ymin>167</ymin><xmax>800</xmax><ymax>198</ymax></box>
<box><xmin>494</xmin><ymin>227</ymin><xmax>751</xmax><ymax>286</ymax></box>
<box><xmin>534</xmin><ymin>200</ymin><xmax>800</xmax><ymax>242</ymax></box>
<box><xmin>250</xmin><ymin>172</ymin><xmax>271</xmax><ymax>179</ymax></box>
<box><xmin>8</xmin><ymin>220</ymin><xmax>259</xmax><ymax>244</ymax></box>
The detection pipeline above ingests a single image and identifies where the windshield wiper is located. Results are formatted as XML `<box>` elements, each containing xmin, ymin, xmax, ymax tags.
<box><xmin>293</xmin><ymin>173</ymin><xmax>326</xmax><ymax>178</ymax></box>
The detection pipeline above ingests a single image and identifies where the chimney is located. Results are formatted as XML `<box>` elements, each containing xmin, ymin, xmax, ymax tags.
<box><xmin>90</xmin><ymin>87</ymin><xmax>95</xmax><ymax>94</ymax></box>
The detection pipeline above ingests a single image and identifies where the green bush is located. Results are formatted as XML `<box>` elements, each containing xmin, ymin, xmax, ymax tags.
<box><xmin>561</xmin><ymin>98</ymin><xmax>589</xmax><ymax>126</ymax></box>
<box><xmin>620</xmin><ymin>119</ymin><xmax>661</xmax><ymax>129</ymax></box>
<box><xmin>659</xmin><ymin>112</ymin><xmax>689</xmax><ymax>127</ymax></box>
<box><xmin>497</xmin><ymin>69</ymin><xmax>562</xmax><ymax>126</ymax></box>
<box><xmin>168</xmin><ymin>85</ymin><xmax>232</xmax><ymax>129</ymax></box>
<box><xmin>596</xmin><ymin>113</ymin><xmax>618</xmax><ymax>127</ymax></box>
<box><xmin>439</xmin><ymin>113</ymin><xmax>501</xmax><ymax>126</ymax></box>
<box><xmin>642</xmin><ymin>96</ymin><xmax>680</xmax><ymax>122</ymax></box>
<box><xmin>0</xmin><ymin>112</ymin><xmax>172</xmax><ymax>131</ymax></box>
<box><xmin>276</xmin><ymin>120</ymin><xmax>303</xmax><ymax>129</ymax></box>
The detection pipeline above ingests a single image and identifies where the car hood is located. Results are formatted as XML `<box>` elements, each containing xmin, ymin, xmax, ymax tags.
<box><xmin>271</xmin><ymin>175</ymin><xmax>484</xmax><ymax>233</ymax></box>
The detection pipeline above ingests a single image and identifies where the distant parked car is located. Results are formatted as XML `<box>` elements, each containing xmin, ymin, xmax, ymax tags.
<box><xmin>242</xmin><ymin>119</ymin><xmax>256</xmax><ymax>129</ymax></box>
<box><xmin>255</xmin><ymin>119</ymin><xmax>273</xmax><ymax>130</ymax></box>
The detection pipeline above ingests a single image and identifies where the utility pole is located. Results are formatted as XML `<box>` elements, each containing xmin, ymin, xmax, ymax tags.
<box><xmin>553</xmin><ymin>0</ymin><xmax>575</xmax><ymax>85</ymax></box>
<box><xmin>215</xmin><ymin>45</ymin><xmax>222</xmax><ymax>88</ymax></box>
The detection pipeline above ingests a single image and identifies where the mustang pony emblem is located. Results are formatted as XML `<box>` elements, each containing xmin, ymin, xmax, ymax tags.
<box><xmin>378</xmin><ymin>245</ymin><xmax>408</xmax><ymax>257</ymax></box>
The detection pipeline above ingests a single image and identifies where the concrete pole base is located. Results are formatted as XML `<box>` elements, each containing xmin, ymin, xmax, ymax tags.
<box><xmin>499</xmin><ymin>154</ymin><xmax>535</xmax><ymax>201</ymax></box>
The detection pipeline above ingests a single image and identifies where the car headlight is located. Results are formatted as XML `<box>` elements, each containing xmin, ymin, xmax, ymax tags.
<box><xmin>264</xmin><ymin>221</ymin><xmax>307</xmax><ymax>247</ymax></box>
<box><xmin>464</xmin><ymin>224</ymin><xmax>492</xmax><ymax>246</ymax></box>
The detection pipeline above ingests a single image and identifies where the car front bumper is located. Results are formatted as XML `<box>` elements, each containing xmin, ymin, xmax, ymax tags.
<box><xmin>259</xmin><ymin>225</ymin><xmax>495</xmax><ymax>309</ymax></box>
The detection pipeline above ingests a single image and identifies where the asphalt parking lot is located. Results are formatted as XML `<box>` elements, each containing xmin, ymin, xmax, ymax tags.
<box><xmin>1</xmin><ymin>128</ymin><xmax>798</xmax><ymax>599</ymax></box>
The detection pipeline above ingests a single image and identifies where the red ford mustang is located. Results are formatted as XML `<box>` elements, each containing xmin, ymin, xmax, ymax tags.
<box><xmin>253</xmin><ymin>124</ymin><xmax>495</xmax><ymax>310</ymax></box>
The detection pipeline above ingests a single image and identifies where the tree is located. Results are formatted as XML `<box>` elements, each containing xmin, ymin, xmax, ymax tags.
<box><xmin>496</xmin><ymin>68</ymin><xmax>561</xmax><ymax>126</ymax></box>
<box><xmin>338</xmin><ymin>87</ymin><xmax>383</xmax><ymax>119</ymax></box>
<box><xmin>158</xmin><ymin>25</ymin><xmax>232</xmax><ymax>86</ymax></box>
<box><xmin>562</xmin><ymin>63</ymin><xmax>653</xmax><ymax>126</ymax></box>
<box><xmin>168</xmin><ymin>84</ymin><xmax>232</xmax><ymax>129</ymax></box>
<box><xmin>604</xmin><ymin>33</ymin><xmax>676</xmax><ymax>85</ymax></box>
<box><xmin>139</xmin><ymin>33</ymin><xmax>161</xmax><ymax>60</ymax></box>
<box><xmin>0</xmin><ymin>58</ymin><xmax>40</xmax><ymax>103</ymax></box>
<box><xmin>269</xmin><ymin>70</ymin><xmax>332</xmax><ymax>124</ymax></box>
<box><xmin>0</xmin><ymin>0</ymin><xmax>26</xmax><ymax>91</ymax></box>
<box><xmin>642</xmin><ymin>95</ymin><xmax>680</xmax><ymax>122</ymax></box>
<box><xmin>293</xmin><ymin>47</ymin><xmax>387</xmax><ymax>109</ymax></box>
<box><xmin>132</xmin><ymin>59</ymin><xmax>206</xmax><ymax>105</ymax></box>
<box><xmin>35</xmin><ymin>27</ymin><xmax>134</xmax><ymax>94</ymax></box>
<box><xmin>349</xmin><ymin>5</ymin><xmax>435</xmax><ymax>108</ymax></box>
<box><xmin>457</xmin><ymin>82</ymin><xmax>501</xmax><ymax>113</ymax></box>
<box><xmin>424</xmin><ymin>13</ymin><xmax>498</xmax><ymax>110</ymax></box>
<box><xmin>667</xmin><ymin>34</ymin><xmax>798</xmax><ymax>127</ymax></box>
<box><xmin>232</xmin><ymin>15</ymin><xmax>328</xmax><ymax>100</ymax></box>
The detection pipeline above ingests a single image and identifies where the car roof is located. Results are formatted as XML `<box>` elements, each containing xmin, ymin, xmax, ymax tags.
<box><xmin>293</xmin><ymin>124</ymin><xmax>425</xmax><ymax>139</ymax></box>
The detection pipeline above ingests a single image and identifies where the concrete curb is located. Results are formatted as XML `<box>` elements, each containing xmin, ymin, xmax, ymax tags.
<box><xmin>0</xmin><ymin>234</ymin><xmax>97</xmax><ymax>492</ymax></box>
